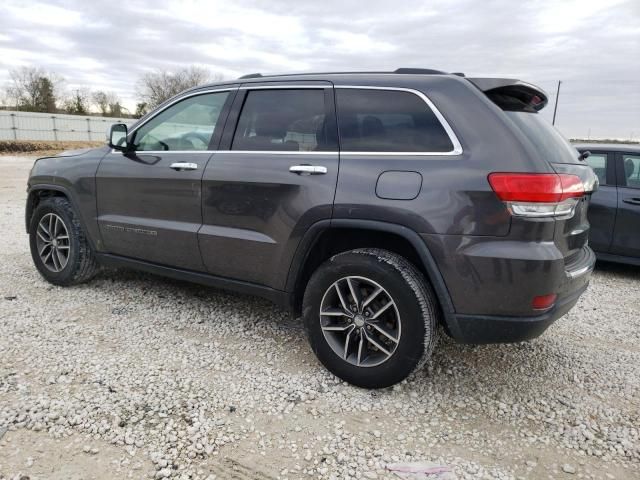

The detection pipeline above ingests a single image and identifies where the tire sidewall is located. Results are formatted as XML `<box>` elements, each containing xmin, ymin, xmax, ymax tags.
<box><xmin>303</xmin><ymin>252</ymin><xmax>428</xmax><ymax>388</ymax></box>
<box><xmin>29</xmin><ymin>199</ymin><xmax>82</xmax><ymax>285</ymax></box>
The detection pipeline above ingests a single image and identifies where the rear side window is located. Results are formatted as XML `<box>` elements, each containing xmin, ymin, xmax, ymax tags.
<box><xmin>232</xmin><ymin>89</ymin><xmax>329</xmax><ymax>152</ymax></box>
<box><xmin>335</xmin><ymin>89</ymin><xmax>454</xmax><ymax>153</ymax></box>
<box><xmin>585</xmin><ymin>152</ymin><xmax>608</xmax><ymax>185</ymax></box>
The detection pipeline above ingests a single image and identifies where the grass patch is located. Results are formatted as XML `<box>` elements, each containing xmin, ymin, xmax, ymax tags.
<box><xmin>0</xmin><ymin>140</ymin><xmax>104</xmax><ymax>155</ymax></box>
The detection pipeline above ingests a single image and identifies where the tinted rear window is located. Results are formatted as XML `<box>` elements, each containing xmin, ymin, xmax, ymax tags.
<box><xmin>336</xmin><ymin>89</ymin><xmax>454</xmax><ymax>153</ymax></box>
<box><xmin>505</xmin><ymin>111</ymin><xmax>580</xmax><ymax>164</ymax></box>
<box><xmin>232</xmin><ymin>89</ymin><xmax>329</xmax><ymax>152</ymax></box>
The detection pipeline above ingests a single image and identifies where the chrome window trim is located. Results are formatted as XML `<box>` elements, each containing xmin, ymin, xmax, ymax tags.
<box><xmin>110</xmin><ymin>150</ymin><xmax>216</xmax><ymax>154</ymax></box>
<box><xmin>335</xmin><ymin>85</ymin><xmax>463</xmax><ymax>156</ymax></box>
<box><xmin>219</xmin><ymin>150</ymin><xmax>337</xmax><ymax>155</ymax></box>
<box><xmin>110</xmin><ymin>149</ymin><xmax>457</xmax><ymax>156</ymax></box>
<box><xmin>339</xmin><ymin>151</ymin><xmax>460</xmax><ymax>156</ymax></box>
<box><xmin>110</xmin><ymin>150</ymin><xmax>338</xmax><ymax>155</ymax></box>
<box><xmin>115</xmin><ymin>84</ymin><xmax>463</xmax><ymax>157</ymax></box>
<box><xmin>238</xmin><ymin>84</ymin><xmax>331</xmax><ymax>90</ymax></box>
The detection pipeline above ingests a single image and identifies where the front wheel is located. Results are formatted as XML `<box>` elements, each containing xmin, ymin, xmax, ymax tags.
<box><xmin>302</xmin><ymin>248</ymin><xmax>439</xmax><ymax>388</ymax></box>
<box><xmin>29</xmin><ymin>197</ymin><xmax>98</xmax><ymax>286</ymax></box>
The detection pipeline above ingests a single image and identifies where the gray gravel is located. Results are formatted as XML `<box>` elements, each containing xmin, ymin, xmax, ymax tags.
<box><xmin>0</xmin><ymin>156</ymin><xmax>638</xmax><ymax>480</ymax></box>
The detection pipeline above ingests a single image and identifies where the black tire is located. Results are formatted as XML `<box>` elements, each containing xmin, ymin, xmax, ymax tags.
<box><xmin>29</xmin><ymin>197</ymin><xmax>98</xmax><ymax>286</ymax></box>
<box><xmin>302</xmin><ymin>248</ymin><xmax>439</xmax><ymax>389</ymax></box>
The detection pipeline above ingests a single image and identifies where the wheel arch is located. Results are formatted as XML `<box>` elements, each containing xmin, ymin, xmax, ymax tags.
<box><xmin>287</xmin><ymin>219</ymin><xmax>457</xmax><ymax>331</ymax></box>
<box><xmin>26</xmin><ymin>184</ymin><xmax>98</xmax><ymax>251</ymax></box>
<box><xmin>26</xmin><ymin>185</ymin><xmax>69</xmax><ymax>232</ymax></box>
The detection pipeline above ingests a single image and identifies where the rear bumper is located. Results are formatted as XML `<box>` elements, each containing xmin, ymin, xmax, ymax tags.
<box><xmin>450</xmin><ymin>281</ymin><xmax>588</xmax><ymax>343</ymax></box>
<box><xmin>421</xmin><ymin>233</ymin><xmax>595</xmax><ymax>344</ymax></box>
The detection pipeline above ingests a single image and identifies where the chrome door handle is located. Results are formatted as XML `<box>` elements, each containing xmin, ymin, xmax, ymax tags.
<box><xmin>289</xmin><ymin>165</ymin><xmax>327</xmax><ymax>175</ymax></box>
<box><xmin>170</xmin><ymin>162</ymin><xmax>198</xmax><ymax>171</ymax></box>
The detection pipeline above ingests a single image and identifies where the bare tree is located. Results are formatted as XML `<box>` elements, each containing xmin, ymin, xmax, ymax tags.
<box><xmin>136</xmin><ymin>66</ymin><xmax>220</xmax><ymax>109</ymax></box>
<box><xmin>0</xmin><ymin>91</ymin><xmax>8</xmax><ymax>109</ymax></box>
<box><xmin>135</xmin><ymin>102</ymin><xmax>149</xmax><ymax>118</ymax></box>
<box><xmin>92</xmin><ymin>90</ymin><xmax>110</xmax><ymax>115</ymax></box>
<box><xmin>5</xmin><ymin>67</ymin><xmax>61</xmax><ymax>112</ymax></box>
<box><xmin>63</xmin><ymin>88</ymin><xmax>91</xmax><ymax>115</ymax></box>
<box><xmin>108</xmin><ymin>99</ymin><xmax>124</xmax><ymax>117</ymax></box>
<box><xmin>92</xmin><ymin>90</ymin><xmax>124</xmax><ymax>117</ymax></box>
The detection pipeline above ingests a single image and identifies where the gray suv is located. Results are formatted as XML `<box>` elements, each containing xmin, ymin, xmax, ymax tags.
<box><xmin>26</xmin><ymin>69</ymin><xmax>598</xmax><ymax>388</ymax></box>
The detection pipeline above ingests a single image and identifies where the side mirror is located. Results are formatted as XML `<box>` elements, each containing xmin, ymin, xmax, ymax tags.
<box><xmin>579</xmin><ymin>150</ymin><xmax>591</xmax><ymax>161</ymax></box>
<box><xmin>109</xmin><ymin>123</ymin><xmax>129</xmax><ymax>151</ymax></box>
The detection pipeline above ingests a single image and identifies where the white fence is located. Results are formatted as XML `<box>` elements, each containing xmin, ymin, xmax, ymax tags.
<box><xmin>0</xmin><ymin>110</ymin><xmax>135</xmax><ymax>142</ymax></box>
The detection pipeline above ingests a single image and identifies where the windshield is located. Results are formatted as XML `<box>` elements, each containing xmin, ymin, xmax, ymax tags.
<box><xmin>505</xmin><ymin>111</ymin><xmax>580</xmax><ymax>164</ymax></box>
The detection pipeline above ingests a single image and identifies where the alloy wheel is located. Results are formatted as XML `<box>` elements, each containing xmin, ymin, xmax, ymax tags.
<box><xmin>319</xmin><ymin>276</ymin><xmax>401</xmax><ymax>367</ymax></box>
<box><xmin>35</xmin><ymin>213</ymin><xmax>71</xmax><ymax>273</ymax></box>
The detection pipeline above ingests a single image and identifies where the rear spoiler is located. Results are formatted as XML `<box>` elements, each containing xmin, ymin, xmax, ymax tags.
<box><xmin>467</xmin><ymin>78</ymin><xmax>548</xmax><ymax>112</ymax></box>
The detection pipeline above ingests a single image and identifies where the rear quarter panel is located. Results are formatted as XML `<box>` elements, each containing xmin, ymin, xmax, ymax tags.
<box><xmin>332</xmin><ymin>75</ymin><xmax>549</xmax><ymax>236</ymax></box>
<box><xmin>332</xmin><ymin>76</ymin><xmax>570</xmax><ymax>317</ymax></box>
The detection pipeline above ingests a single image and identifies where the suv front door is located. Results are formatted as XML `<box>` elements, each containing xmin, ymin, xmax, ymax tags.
<box><xmin>199</xmin><ymin>83</ymin><xmax>339</xmax><ymax>289</ymax></box>
<box><xmin>96</xmin><ymin>88</ymin><xmax>235</xmax><ymax>271</ymax></box>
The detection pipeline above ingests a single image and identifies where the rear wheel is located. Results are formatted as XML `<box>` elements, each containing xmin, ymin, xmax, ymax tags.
<box><xmin>29</xmin><ymin>197</ymin><xmax>98</xmax><ymax>286</ymax></box>
<box><xmin>302</xmin><ymin>248</ymin><xmax>439</xmax><ymax>388</ymax></box>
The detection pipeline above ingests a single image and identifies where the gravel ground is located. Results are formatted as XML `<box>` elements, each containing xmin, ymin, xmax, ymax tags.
<box><xmin>0</xmin><ymin>155</ymin><xmax>638</xmax><ymax>480</ymax></box>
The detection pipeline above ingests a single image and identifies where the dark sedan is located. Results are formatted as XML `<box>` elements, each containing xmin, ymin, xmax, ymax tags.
<box><xmin>575</xmin><ymin>143</ymin><xmax>640</xmax><ymax>266</ymax></box>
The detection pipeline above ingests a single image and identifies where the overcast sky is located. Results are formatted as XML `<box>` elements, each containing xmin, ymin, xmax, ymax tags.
<box><xmin>0</xmin><ymin>0</ymin><xmax>638</xmax><ymax>139</ymax></box>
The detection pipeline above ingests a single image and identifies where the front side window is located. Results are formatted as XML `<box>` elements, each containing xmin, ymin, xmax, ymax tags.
<box><xmin>585</xmin><ymin>152</ymin><xmax>608</xmax><ymax>185</ymax></box>
<box><xmin>336</xmin><ymin>89</ymin><xmax>454</xmax><ymax>152</ymax></box>
<box><xmin>232</xmin><ymin>89</ymin><xmax>328</xmax><ymax>152</ymax></box>
<box><xmin>133</xmin><ymin>91</ymin><xmax>230</xmax><ymax>151</ymax></box>
<box><xmin>622</xmin><ymin>154</ymin><xmax>640</xmax><ymax>189</ymax></box>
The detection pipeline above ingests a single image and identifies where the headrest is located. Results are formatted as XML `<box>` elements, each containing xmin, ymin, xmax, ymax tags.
<box><xmin>362</xmin><ymin>116</ymin><xmax>385</xmax><ymax>137</ymax></box>
<box><xmin>254</xmin><ymin>113</ymin><xmax>289</xmax><ymax>138</ymax></box>
<box><xmin>624</xmin><ymin>158</ymin><xmax>636</xmax><ymax>179</ymax></box>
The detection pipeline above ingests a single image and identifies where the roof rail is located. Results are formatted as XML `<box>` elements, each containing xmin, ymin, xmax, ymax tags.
<box><xmin>394</xmin><ymin>68</ymin><xmax>447</xmax><ymax>75</ymax></box>
<box><xmin>235</xmin><ymin>69</ymin><xmax>464</xmax><ymax>80</ymax></box>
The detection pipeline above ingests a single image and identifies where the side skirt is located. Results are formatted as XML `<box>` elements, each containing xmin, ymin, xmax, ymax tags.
<box><xmin>595</xmin><ymin>252</ymin><xmax>640</xmax><ymax>267</ymax></box>
<box><xmin>95</xmin><ymin>253</ymin><xmax>294</xmax><ymax>311</ymax></box>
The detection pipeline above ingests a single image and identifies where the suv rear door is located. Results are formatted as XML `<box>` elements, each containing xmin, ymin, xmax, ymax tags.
<box><xmin>198</xmin><ymin>82</ymin><xmax>339</xmax><ymax>289</ymax></box>
<box><xmin>611</xmin><ymin>152</ymin><xmax>640</xmax><ymax>258</ymax></box>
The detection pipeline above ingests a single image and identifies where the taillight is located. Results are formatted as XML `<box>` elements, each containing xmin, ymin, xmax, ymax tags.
<box><xmin>488</xmin><ymin>173</ymin><xmax>584</xmax><ymax>218</ymax></box>
<box><xmin>532</xmin><ymin>293</ymin><xmax>557</xmax><ymax>310</ymax></box>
